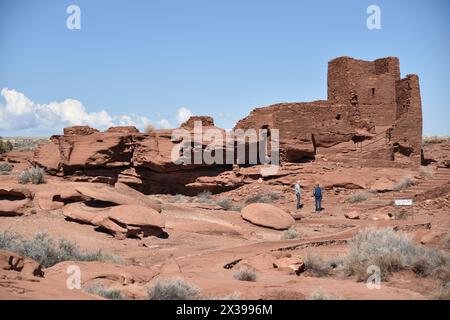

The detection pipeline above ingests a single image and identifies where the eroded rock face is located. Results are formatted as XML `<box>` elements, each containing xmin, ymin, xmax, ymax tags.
<box><xmin>0</xmin><ymin>250</ymin><xmax>43</xmax><ymax>277</ymax></box>
<box><xmin>241</xmin><ymin>203</ymin><xmax>295</xmax><ymax>230</ymax></box>
<box><xmin>0</xmin><ymin>188</ymin><xmax>33</xmax><ymax>216</ymax></box>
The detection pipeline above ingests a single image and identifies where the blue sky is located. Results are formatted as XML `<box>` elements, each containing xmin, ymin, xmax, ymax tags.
<box><xmin>0</xmin><ymin>0</ymin><xmax>449</xmax><ymax>136</ymax></box>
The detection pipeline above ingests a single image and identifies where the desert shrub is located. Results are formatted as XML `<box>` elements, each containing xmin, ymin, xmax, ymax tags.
<box><xmin>148</xmin><ymin>278</ymin><xmax>200</xmax><ymax>300</ymax></box>
<box><xmin>233</xmin><ymin>265</ymin><xmax>257</xmax><ymax>282</ymax></box>
<box><xmin>343</xmin><ymin>228</ymin><xmax>450</xmax><ymax>281</ymax></box>
<box><xmin>17</xmin><ymin>166</ymin><xmax>45</xmax><ymax>184</ymax></box>
<box><xmin>244</xmin><ymin>192</ymin><xmax>280</xmax><ymax>205</ymax></box>
<box><xmin>144</xmin><ymin>124</ymin><xmax>155</xmax><ymax>134</ymax></box>
<box><xmin>281</xmin><ymin>226</ymin><xmax>301</xmax><ymax>240</ymax></box>
<box><xmin>0</xmin><ymin>138</ymin><xmax>13</xmax><ymax>154</ymax></box>
<box><xmin>394</xmin><ymin>176</ymin><xmax>414</xmax><ymax>191</ymax></box>
<box><xmin>0</xmin><ymin>162</ymin><xmax>12</xmax><ymax>175</ymax></box>
<box><xmin>443</xmin><ymin>232</ymin><xmax>450</xmax><ymax>249</ymax></box>
<box><xmin>29</xmin><ymin>166</ymin><xmax>45</xmax><ymax>184</ymax></box>
<box><xmin>18</xmin><ymin>170</ymin><xmax>31</xmax><ymax>184</ymax></box>
<box><xmin>171</xmin><ymin>194</ymin><xmax>191</xmax><ymax>203</ymax></box>
<box><xmin>196</xmin><ymin>191</ymin><xmax>212</xmax><ymax>203</ymax></box>
<box><xmin>304</xmin><ymin>251</ymin><xmax>334</xmax><ymax>277</ymax></box>
<box><xmin>0</xmin><ymin>231</ymin><xmax>121</xmax><ymax>268</ymax></box>
<box><xmin>306</xmin><ymin>289</ymin><xmax>342</xmax><ymax>300</ymax></box>
<box><xmin>430</xmin><ymin>287</ymin><xmax>450</xmax><ymax>300</ymax></box>
<box><xmin>216</xmin><ymin>198</ymin><xmax>232</xmax><ymax>210</ymax></box>
<box><xmin>85</xmin><ymin>284</ymin><xmax>124</xmax><ymax>300</ymax></box>
<box><xmin>266</xmin><ymin>192</ymin><xmax>280</xmax><ymax>201</ymax></box>
<box><xmin>420</xmin><ymin>166</ymin><xmax>434</xmax><ymax>179</ymax></box>
<box><xmin>347</xmin><ymin>192</ymin><xmax>369</xmax><ymax>204</ymax></box>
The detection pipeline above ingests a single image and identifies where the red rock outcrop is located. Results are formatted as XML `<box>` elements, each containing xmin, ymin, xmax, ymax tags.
<box><xmin>32</xmin><ymin>56</ymin><xmax>423</xmax><ymax>195</ymax></box>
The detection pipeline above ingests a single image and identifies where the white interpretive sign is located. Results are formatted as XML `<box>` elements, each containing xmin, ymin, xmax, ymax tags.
<box><xmin>395</xmin><ymin>199</ymin><xmax>413</xmax><ymax>206</ymax></box>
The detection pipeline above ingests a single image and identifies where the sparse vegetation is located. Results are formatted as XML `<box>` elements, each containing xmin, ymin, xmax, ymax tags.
<box><xmin>18</xmin><ymin>170</ymin><xmax>31</xmax><ymax>184</ymax></box>
<box><xmin>306</xmin><ymin>289</ymin><xmax>343</xmax><ymax>300</ymax></box>
<box><xmin>244</xmin><ymin>192</ymin><xmax>280</xmax><ymax>204</ymax></box>
<box><xmin>347</xmin><ymin>192</ymin><xmax>369</xmax><ymax>204</ymax></box>
<box><xmin>304</xmin><ymin>251</ymin><xmax>334</xmax><ymax>277</ymax></box>
<box><xmin>0</xmin><ymin>137</ymin><xmax>45</xmax><ymax>151</ymax></box>
<box><xmin>85</xmin><ymin>284</ymin><xmax>124</xmax><ymax>300</ymax></box>
<box><xmin>196</xmin><ymin>190</ymin><xmax>213</xmax><ymax>203</ymax></box>
<box><xmin>420</xmin><ymin>166</ymin><xmax>434</xmax><ymax>179</ymax></box>
<box><xmin>17</xmin><ymin>166</ymin><xmax>46</xmax><ymax>184</ymax></box>
<box><xmin>170</xmin><ymin>194</ymin><xmax>191</xmax><ymax>203</ymax></box>
<box><xmin>216</xmin><ymin>198</ymin><xmax>233</xmax><ymax>210</ymax></box>
<box><xmin>281</xmin><ymin>226</ymin><xmax>301</xmax><ymax>240</ymax></box>
<box><xmin>0</xmin><ymin>137</ymin><xmax>13</xmax><ymax>154</ymax></box>
<box><xmin>423</xmin><ymin>136</ymin><xmax>450</xmax><ymax>146</ymax></box>
<box><xmin>394</xmin><ymin>176</ymin><xmax>414</xmax><ymax>191</ymax></box>
<box><xmin>0</xmin><ymin>162</ymin><xmax>12</xmax><ymax>175</ymax></box>
<box><xmin>343</xmin><ymin>228</ymin><xmax>450</xmax><ymax>281</ymax></box>
<box><xmin>147</xmin><ymin>278</ymin><xmax>200</xmax><ymax>300</ymax></box>
<box><xmin>233</xmin><ymin>265</ymin><xmax>257</xmax><ymax>282</ymax></box>
<box><xmin>0</xmin><ymin>231</ymin><xmax>121</xmax><ymax>268</ymax></box>
<box><xmin>430</xmin><ymin>287</ymin><xmax>450</xmax><ymax>300</ymax></box>
<box><xmin>443</xmin><ymin>232</ymin><xmax>450</xmax><ymax>249</ymax></box>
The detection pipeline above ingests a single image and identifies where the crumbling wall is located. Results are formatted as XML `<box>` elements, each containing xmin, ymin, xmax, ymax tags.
<box><xmin>328</xmin><ymin>57</ymin><xmax>400</xmax><ymax>127</ymax></box>
<box><xmin>391</xmin><ymin>74</ymin><xmax>423</xmax><ymax>166</ymax></box>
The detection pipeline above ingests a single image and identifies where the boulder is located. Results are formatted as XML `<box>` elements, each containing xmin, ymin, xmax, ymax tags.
<box><xmin>273</xmin><ymin>257</ymin><xmax>305</xmax><ymax>275</ymax></box>
<box><xmin>0</xmin><ymin>249</ymin><xmax>43</xmax><ymax>277</ymax></box>
<box><xmin>62</xmin><ymin>203</ymin><xmax>165</xmax><ymax>239</ymax></box>
<box><xmin>344</xmin><ymin>211</ymin><xmax>360</xmax><ymax>219</ymax></box>
<box><xmin>75</xmin><ymin>185</ymin><xmax>161</xmax><ymax>212</ymax></box>
<box><xmin>241</xmin><ymin>203</ymin><xmax>295</xmax><ymax>230</ymax></box>
<box><xmin>369</xmin><ymin>177</ymin><xmax>396</xmax><ymax>192</ymax></box>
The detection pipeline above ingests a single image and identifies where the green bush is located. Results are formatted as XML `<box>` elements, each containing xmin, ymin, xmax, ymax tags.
<box><xmin>0</xmin><ymin>138</ymin><xmax>13</xmax><ymax>154</ymax></box>
<box><xmin>148</xmin><ymin>278</ymin><xmax>200</xmax><ymax>300</ymax></box>
<box><xmin>0</xmin><ymin>231</ymin><xmax>121</xmax><ymax>268</ymax></box>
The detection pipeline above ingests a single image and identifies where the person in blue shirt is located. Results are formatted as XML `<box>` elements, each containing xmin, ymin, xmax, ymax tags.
<box><xmin>313</xmin><ymin>184</ymin><xmax>322</xmax><ymax>212</ymax></box>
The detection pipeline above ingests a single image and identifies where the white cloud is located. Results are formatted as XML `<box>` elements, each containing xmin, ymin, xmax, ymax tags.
<box><xmin>157</xmin><ymin>118</ymin><xmax>173</xmax><ymax>129</ymax></box>
<box><xmin>0</xmin><ymin>88</ymin><xmax>152</xmax><ymax>133</ymax></box>
<box><xmin>176</xmin><ymin>107</ymin><xmax>193</xmax><ymax>124</ymax></box>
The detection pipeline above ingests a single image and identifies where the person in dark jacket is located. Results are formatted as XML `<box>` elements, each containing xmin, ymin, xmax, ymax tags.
<box><xmin>313</xmin><ymin>184</ymin><xmax>322</xmax><ymax>212</ymax></box>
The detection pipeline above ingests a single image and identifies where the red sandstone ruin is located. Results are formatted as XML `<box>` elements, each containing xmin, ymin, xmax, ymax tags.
<box><xmin>32</xmin><ymin>56</ymin><xmax>423</xmax><ymax>194</ymax></box>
